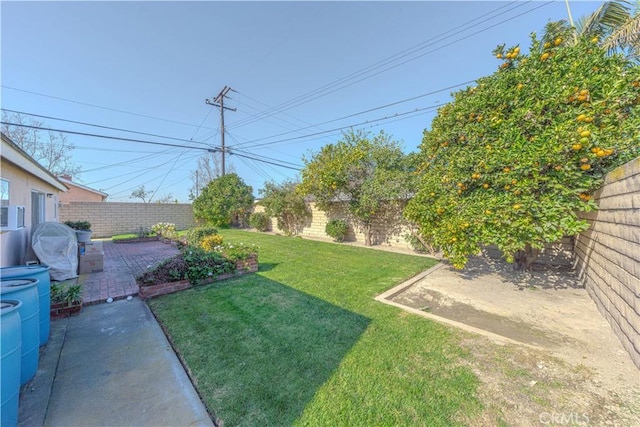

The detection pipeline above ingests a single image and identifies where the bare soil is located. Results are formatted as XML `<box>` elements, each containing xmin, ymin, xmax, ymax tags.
<box><xmin>390</xmin><ymin>255</ymin><xmax>640</xmax><ymax>426</ymax></box>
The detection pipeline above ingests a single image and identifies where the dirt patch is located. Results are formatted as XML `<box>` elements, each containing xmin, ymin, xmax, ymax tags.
<box><xmin>386</xmin><ymin>255</ymin><xmax>640</xmax><ymax>426</ymax></box>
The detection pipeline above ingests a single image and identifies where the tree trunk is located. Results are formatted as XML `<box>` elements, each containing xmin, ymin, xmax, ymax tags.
<box><xmin>364</xmin><ymin>223</ymin><xmax>372</xmax><ymax>246</ymax></box>
<box><xmin>514</xmin><ymin>243</ymin><xmax>540</xmax><ymax>271</ymax></box>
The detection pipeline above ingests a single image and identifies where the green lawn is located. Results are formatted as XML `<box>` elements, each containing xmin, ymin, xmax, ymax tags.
<box><xmin>148</xmin><ymin>230</ymin><xmax>481</xmax><ymax>426</ymax></box>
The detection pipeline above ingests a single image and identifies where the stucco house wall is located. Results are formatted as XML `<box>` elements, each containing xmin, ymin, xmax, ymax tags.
<box><xmin>1</xmin><ymin>133</ymin><xmax>67</xmax><ymax>266</ymax></box>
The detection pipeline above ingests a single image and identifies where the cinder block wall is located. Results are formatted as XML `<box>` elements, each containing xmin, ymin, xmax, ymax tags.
<box><xmin>60</xmin><ymin>202</ymin><xmax>196</xmax><ymax>238</ymax></box>
<box><xmin>574</xmin><ymin>157</ymin><xmax>640</xmax><ymax>369</ymax></box>
<box><xmin>253</xmin><ymin>202</ymin><xmax>414</xmax><ymax>250</ymax></box>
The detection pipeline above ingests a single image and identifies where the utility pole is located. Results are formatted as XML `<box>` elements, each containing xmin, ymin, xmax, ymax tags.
<box><xmin>206</xmin><ymin>86</ymin><xmax>236</xmax><ymax>176</ymax></box>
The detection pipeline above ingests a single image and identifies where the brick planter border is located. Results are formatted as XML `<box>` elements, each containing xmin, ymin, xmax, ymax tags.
<box><xmin>50</xmin><ymin>300</ymin><xmax>83</xmax><ymax>320</ymax></box>
<box><xmin>138</xmin><ymin>255</ymin><xmax>258</xmax><ymax>300</ymax></box>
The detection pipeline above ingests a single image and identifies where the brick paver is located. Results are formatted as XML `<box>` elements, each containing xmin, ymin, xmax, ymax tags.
<box><xmin>80</xmin><ymin>240</ymin><xmax>180</xmax><ymax>305</ymax></box>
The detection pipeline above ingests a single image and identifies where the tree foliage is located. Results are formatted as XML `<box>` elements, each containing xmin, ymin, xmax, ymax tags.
<box><xmin>258</xmin><ymin>180</ymin><xmax>310</xmax><ymax>236</ymax></box>
<box><xmin>2</xmin><ymin>112</ymin><xmax>81</xmax><ymax>177</ymax></box>
<box><xmin>130</xmin><ymin>185</ymin><xmax>152</xmax><ymax>203</ymax></box>
<box><xmin>189</xmin><ymin>152</ymin><xmax>235</xmax><ymax>200</ymax></box>
<box><xmin>300</xmin><ymin>130</ymin><xmax>415</xmax><ymax>246</ymax></box>
<box><xmin>192</xmin><ymin>173</ymin><xmax>254</xmax><ymax>227</ymax></box>
<box><xmin>405</xmin><ymin>27</ymin><xmax>640</xmax><ymax>269</ymax></box>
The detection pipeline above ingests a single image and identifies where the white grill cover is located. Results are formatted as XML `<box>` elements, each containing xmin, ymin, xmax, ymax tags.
<box><xmin>31</xmin><ymin>222</ymin><xmax>78</xmax><ymax>280</ymax></box>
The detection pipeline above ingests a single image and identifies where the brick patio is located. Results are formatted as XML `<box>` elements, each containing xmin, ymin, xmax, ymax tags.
<box><xmin>77</xmin><ymin>240</ymin><xmax>180</xmax><ymax>305</ymax></box>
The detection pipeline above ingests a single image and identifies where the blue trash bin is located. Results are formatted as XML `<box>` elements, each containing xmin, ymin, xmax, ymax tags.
<box><xmin>0</xmin><ymin>300</ymin><xmax>22</xmax><ymax>427</ymax></box>
<box><xmin>1</xmin><ymin>265</ymin><xmax>51</xmax><ymax>345</ymax></box>
<box><xmin>0</xmin><ymin>279</ymin><xmax>39</xmax><ymax>385</ymax></box>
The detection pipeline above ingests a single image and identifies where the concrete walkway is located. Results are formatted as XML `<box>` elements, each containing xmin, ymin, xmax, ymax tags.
<box><xmin>18</xmin><ymin>241</ymin><xmax>213</xmax><ymax>426</ymax></box>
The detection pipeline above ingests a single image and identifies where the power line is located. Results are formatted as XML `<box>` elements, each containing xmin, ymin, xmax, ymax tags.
<box><xmin>1</xmin><ymin>85</ymin><xmax>217</xmax><ymax>130</ymax></box>
<box><xmin>1</xmin><ymin>108</ymin><xmax>211</xmax><ymax>147</ymax></box>
<box><xmin>229</xmin><ymin>80</ymin><xmax>473</xmax><ymax>150</ymax></box>
<box><xmin>235</xmin><ymin>102</ymin><xmax>447</xmax><ymax>151</ymax></box>
<box><xmin>227</xmin><ymin>1</ymin><xmax>542</xmax><ymax>130</ymax></box>
<box><xmin>0</xmin><ymin>121</ymin><xmax>217</xmax><ymax>152</ymax></box>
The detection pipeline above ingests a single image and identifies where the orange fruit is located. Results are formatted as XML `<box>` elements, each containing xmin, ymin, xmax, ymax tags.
<box><xmin>513</xmin><ymin>204</ymin><xmax>522</xmax><ymax>210</ymax></box>
<box><xmin>580</xmin><ymin>137</ymin><xmax>590</xmax><ymax>144</ymax></box>
<box><xmin>554</xmin><ymin>37</ymin><xmax>562</xmax><ymax>45</ymax></box>
<box><xmin>503</xmin><ymin>167</ymin><xmax>511</xmax><ymax>173</ymax></box>
<box><xmin>584</xmin><ymin>117</ymin><xmax>593</xmax><ymax>123</ymax></box>
<box><xmin>544</xmin><ymin>42</ymin><xmax>551</xmax><ymax>49</ymax></box>
<box><xmin>580</xmin><ymin>130</ymin><xmax>591</xmax><ymax>138</ymax></box>
<box><xmin>483</xmin><ymin>183</ymin><xmax>490</xmax><ymax>189</ymax></box>
<box><xmin>580</xmin><ymin>157</ymin><xmax>589</xmax><ymax>163</ymax></box>
<box><xmin>572</xmin><ymin>143</ymin><xmax>582</xmax><ymax>151</ymax></box>
<box><xmin>596</xmin><ymin>150</ymin><xmax>606</xmax><ymax>157</ymax></box>
<box><xmin>496</xmin><ymin>53</ymin><xmax>503</xmax><ymax>59</ymax></box>
<box><xmin>580</xmin><ymin>164</ymin><xmax>591</xmax><ymax>171</ymax></box>
<box><xmin>577</xmin><ymin>114</ymin><xmax>586</xmax><ymax>122</ymax></box>
<box><xmin>541</xmin><ymin>53</ymin><xmax>550</xmax><ymax>61</ymax></box>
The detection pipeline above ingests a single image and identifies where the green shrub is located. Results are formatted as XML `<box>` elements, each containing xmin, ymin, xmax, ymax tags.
<box><xmin>325</xmin><ymin>219</ymin><xmax>348</xmax><ymax>242</ymax></box>
<box><xmin>249</xmin><ymin>212</ymin><xmax>269</xmax><ymax>231</ymax></box>
<box><xmin>184</xmin><ymin>226</ymin><xmax>219</xmax><ymax>247</ymax></box>
<box><xmin>64</xmin><ymin>221</ymin><xmax>91</xmax><ymax>230</ymax></box>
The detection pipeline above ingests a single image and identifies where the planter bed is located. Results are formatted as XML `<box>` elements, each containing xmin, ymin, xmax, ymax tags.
<box><xmin>113</xmin><ymin>236</ymin><xmax>160</xmax><ymax>244</ymax></box>
<box><xmin>139</xmin><ymin>256</ymin><xmax>258</xmax><ymax>300</ymax></box>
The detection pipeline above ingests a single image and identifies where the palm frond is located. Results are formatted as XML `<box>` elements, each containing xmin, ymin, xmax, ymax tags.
<box><xmin>603</xmin><ymin>14</ymin><xmax>640</xmax><ymax>55</ymax></box>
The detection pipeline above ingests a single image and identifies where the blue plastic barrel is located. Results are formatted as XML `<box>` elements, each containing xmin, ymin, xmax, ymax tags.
<box><xmin>0</xmin><ymin>279</ymin><xmax>39</xmax><ymax>385</ymax></box>
<box><xmin>0</xmin><ymin>300</ymin><xmax>22</xmax><ymax>427</ymax></box>
<box><xmin>1</xmin><ymin>265</ymin><xmax>51</xmax><ymax>345</ymax></box>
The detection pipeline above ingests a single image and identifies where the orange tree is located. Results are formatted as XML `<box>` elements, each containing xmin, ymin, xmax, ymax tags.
<box><xmin>299</xmin><ymin>129</ymin><xmax>415</xmax><ymax>246</ymax></box>
<box><xmin>404</xmin><ymin>26</ymin><xmax>640</xmax><ymax>269</ymax></box>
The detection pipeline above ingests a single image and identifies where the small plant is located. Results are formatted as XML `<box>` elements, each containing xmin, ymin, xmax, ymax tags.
<box><xmin>151</xmin><ymin>222</ymin><xmax>177</xmax><ymax>239</ymax></box>
<box><xmin>201</xmin><ymin>234</ymin><xmax>224</xmax><ymax>251</ymax></box>
<box><xmin>325</xmin><ymin>219</ymin><xmax>348</xmax><ymax>242</ymax></box>
<box><xmin>249</xmin><ymin>212</ymin><xmax>269</xmax><ymax>232</ymax></box>
<box><xmin>137</xmin><ymin>226</ymin><xmax>152</xmax><ymax>238</ymax></box>
<box><xmin>51</xmin><ymin>282</ymin><xmax>83</xmax><ymax>305</ymax></box>
<box><xmin>64</xmin><ymin>221</ymin><xmax>91</xmax><ymax>231</ymax></box>
<box><xmin>184</xmin><ymin>225</ymin><xmax>219</xmax><ymax>247</ymax></box>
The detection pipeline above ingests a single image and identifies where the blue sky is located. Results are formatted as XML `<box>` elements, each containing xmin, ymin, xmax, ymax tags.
<box><xmin>1</xmin><ymin>1</ymin><xmax>601</xmax><ymax>202</ymax></box>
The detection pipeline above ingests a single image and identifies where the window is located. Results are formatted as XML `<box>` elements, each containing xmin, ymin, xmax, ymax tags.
<box><xmin>31</xmin><ymin>191</ymin><xmax>45</xmax><ymax>229</ymax></box>
<box><xmin>1</xmin><ymin>179</ymin><xmax>8</xmax><ymax>207</ymax></box>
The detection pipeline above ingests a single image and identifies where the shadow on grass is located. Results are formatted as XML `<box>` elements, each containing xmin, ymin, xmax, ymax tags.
<box><xmin>256</xmin><ymin>262</ymin><xmax>279</xmax><ymax>272</ymax></box>
<box><xmin>148</xmin><ymin>275</ymin><xmax>370</xmax><ymax>426</ymax></box>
